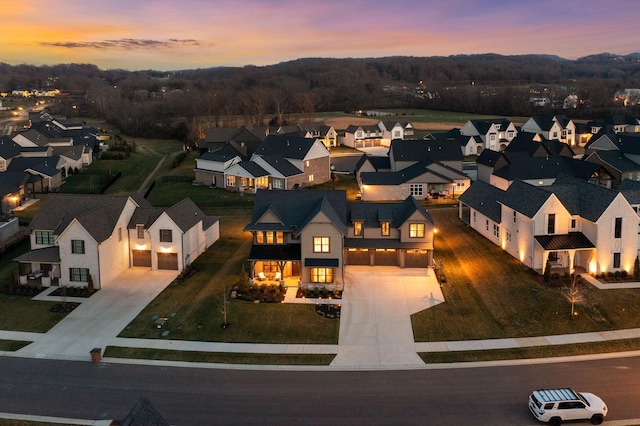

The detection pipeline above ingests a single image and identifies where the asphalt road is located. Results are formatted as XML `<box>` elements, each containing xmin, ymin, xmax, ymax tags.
<box><xmin>1</xmin><ymin>355</ymin><xmax>639</xmax><ymax>425</ymax></box>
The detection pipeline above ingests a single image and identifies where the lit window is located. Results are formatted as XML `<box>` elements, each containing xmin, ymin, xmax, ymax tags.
<box><xmin>311</xmin><ymin>267</ymin><xmax>334</xmax><ymax>283</ymax></box>
<box><xmin>226</xmin><ymin>175</ymin><xmax>236</xmax><ymax>186</ymax></box>
<box><xmin>276</xmin><ymin>232</ymin><xmax>284</xmax><ymax>244</ymax></box>
<box><xmin>354</xmin><ymin>221</ymin><xmax>363</xmax><ymax>236</ymax></box>
<box><xmin>409</xmin><ymin>223</ymin><xmax>425</xmax><ymax>238</ymax></box>
<box><xmin>256</xmin><ymin>232</ymin><xmax>264</xmax><ymax>244</ymax></box>
<box><xmin>308</xmin><ymin>174</ymin><xmax>314</xmax><ymax>182</ymax></box>
<box><xmin>266</xmin><ymin>232</ymin><xmax>274</xmax><ymax>244</ymax></box>
<box><xmin>313</xmin><ymin>237</ymin><xmax>330</xmax><ymax>253</ymax></box>
<box><xmin>381</xmin><ymin>222</ymin><xmax>390</xmax><ymax>236</ymax></box>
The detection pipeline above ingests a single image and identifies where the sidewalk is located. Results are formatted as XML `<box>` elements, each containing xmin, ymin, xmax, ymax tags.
<box><xmin>3</xmin><ymin>269</ymin><xmax>640</xmax><ymax>368</ymax></box>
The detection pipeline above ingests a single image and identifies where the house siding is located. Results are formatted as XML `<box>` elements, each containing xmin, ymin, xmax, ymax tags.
<box><xmin>57</xmin><ymin>223</ymin><xmax>100</xmax><ymax>288</ymax></box>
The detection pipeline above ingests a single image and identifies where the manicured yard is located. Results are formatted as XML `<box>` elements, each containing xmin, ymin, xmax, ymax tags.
<box><xmin>412</xmin><ymin>206</ymin><xmax>640</xmax><ymax>341</ymax></box>
<box><xmin>120</xmin><ymin>181</ymin><xmax>340</xmax><ymax>344</ymax></box>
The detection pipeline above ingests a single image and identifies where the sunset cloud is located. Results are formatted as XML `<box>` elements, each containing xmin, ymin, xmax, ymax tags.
<box><xmin>41</xmin><ymin>38</ymin><xmax>202</xmax><ymax>50</ymax></box>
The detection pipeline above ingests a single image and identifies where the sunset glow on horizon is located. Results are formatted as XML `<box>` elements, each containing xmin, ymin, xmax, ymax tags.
<box><xmin>1</xmin><ymin>0</ymin><xmax>639</xmax><ymax>71</ymax></box>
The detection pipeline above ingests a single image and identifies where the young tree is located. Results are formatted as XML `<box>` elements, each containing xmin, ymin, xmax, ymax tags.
<box><xmin>218</xmin><ymin>286</ymin><xmax>231</xmax><ymax>329</ymax></box>
<box><xmin>543</xmin><ymin>259</ymin><xmax>552</xmax><ymax>283</ymax></box>
<box><xmin>565</xmin><ymin>274</ymin><xmax>584</xmax><ymax>319</ymax></box>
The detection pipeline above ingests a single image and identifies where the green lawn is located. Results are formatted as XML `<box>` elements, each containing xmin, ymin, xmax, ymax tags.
<box><xmin>412</xmin><ymin>207</ymin><xmax>640</xmax><ymax>341</ymax></box>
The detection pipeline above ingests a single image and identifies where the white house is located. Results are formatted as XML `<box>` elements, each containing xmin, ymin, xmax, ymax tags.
<box><xmin>15</xmin><ymin>194</ymin><xmax>220</xmax><ymax>289</ymax></box>
<box><xmin>521</xmin><ymin>115</ymin><xmax>577</xmax><ymax>146</ymax></box>
<box><xmin>459</xmin><ymin>119</ymin><xmax>517</xmax><ymax>153</ymax></box>
<box><xmin>458</xmin><ymin>175</ymin><xmax>640</xmax><ymax>275</ymax></box>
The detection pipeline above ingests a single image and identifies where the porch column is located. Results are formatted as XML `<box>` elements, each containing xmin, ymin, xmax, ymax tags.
<box><xmin>568</xmin><ymin>250</ymin><xmax>576</xmax><ymax>274</ymax></box>
<box><xmin>542</xmin><ymin>251</ymin><xmax>550</xmax><ymax>274</ymax></box>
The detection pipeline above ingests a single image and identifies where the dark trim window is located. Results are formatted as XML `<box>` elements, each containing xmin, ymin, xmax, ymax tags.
<box><xmin>613</xmin><ymin>252</ymin><xmax>621</xmax><ymax>268</ymax></box>
<box><xmin>409</xmin><ymin>184</ymin><xmax>423</xmax><ymax>197</ymax></box>
<box><xmin>513</xmin><ymin>211</ymin><xmax>517</xmax><ymax>223</ymax></box>
<box><xmin>571</xmin><ymin>219</ymin><xmax>576</xmax><ymax>229</ymax></box>
<box><xmin>35</xmin><ymin>230</ymin><xmax>55</xmax><ymax>245</ymax></box>
<box><xmin>310</xmin><ymin>267</ymin><xmax>334</xmax><ymax>283</ymax></box>
<box><xmin>69</xmin><ymin>267</ymin><xmax>88</xmax><ymax>282</ymax></box>
<box><xmin>313</xmin><ymin>237</ymin><xmax>330</xmax><ymax>253</ymax></box>
<box><xmin>409</xmin><ymin>223</ymin><xmax>425</xmax><ymax>238</ymax></box>
<box><xmin>159</xmin><ymin>229</ymin><xmax>172</xmax><ymax>243</ymax></box>
<box><xmin>136</xmin><ymin>225</ymin><xmax>145</xmax><ymax>239</ymax></box>
<box><xmin>547</xmin><ymin>214</ymin><xmax>556</xmax><ymax>234</ymax></box>
<box><xmin>615</xmin><ymin>217</ymin><xmax>622</xmax><ymax>239</ymax></box>
<box><xmin>71</xmin><ymin>239</ymin><xmax>85</xmax><ymax>254</ymax></box>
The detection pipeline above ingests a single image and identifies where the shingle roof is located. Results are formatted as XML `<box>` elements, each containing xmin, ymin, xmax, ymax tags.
<box><xmin>348</xmin><ymin>196</ymin><xmax>433</xmax><ymax>228</ymax></box>
<box><xmin>618</xmin><ymin>179</ymin><xmax>640</xmax><ymax>204</ymax></box>
<box><xmin>7</xmin><ymin>157</ymin><xmax>61</xmax><ymax>177</ymax></box>
<box><xmin>360</xmin><ymin>158</ymin><xmax>467</xmax><ymax>186</ymax></box>
<box><xmin>500</xmin><ymin>180</ymin><xmax>552</xmax><ymax>218</ymax></box>
<box><xmin>476</xmin><ymin>149</ymin><xmax>502</xmax><ymax>167</ymax></box>
<box><xmin>457</xmin><ymin>180</ymin><xmax>504</xmax><ymax>223</ymax></box>
<box><xmin>29</xmin><ymin>194</ymin><xmax>136</xmax><ymax>243</ymax></box>
<box><xmin>254</xmin><ymin>135</ymin><xmax>320</xmax><ymax>160</ymax></box>
<box><xmin>586</xmin><ymin>150</ymin><xmax>640</xmax><ymax>173</ymax></box>
<box><xmin>259</xmin><ymin>154</ymin><xmax>303</xmax><ymax>177</ymax></box>
<box><xmin>389</xmin><ymin>139</ymin><xmax>462</xmax><ymax>163</ymax></box>
<box><xmin>0</xmin><ymin>137</ymin><xmax>22</xmax><ymax>159</ymax></box>
<box><xmin>0</xmin><ymin>172</ymin><xmax>29</xmax><ymax>197</ymax></box>
<box><xmin>245</xmin><ymin>189</ymin><xmax>348</xmax><ymax>234</ymax></box>
<box><xmin>542</xmin><ymin>174</ymin><xmax>618</xmax><ymax>222</ymax></box>
<box><xmin>492</xmin><ymin>155</ymin><xmax>599</xmax><ymax>182</ymax></box>
<box><xmin>165</xmin><ymin>198</ymin><xmax>218</xmax><ymax>232</ymax></box>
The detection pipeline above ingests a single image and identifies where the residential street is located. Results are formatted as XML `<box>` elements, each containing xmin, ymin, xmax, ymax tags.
<box><xmin>1</xmin><ymin>355</ymin><xmax>640</xmax><ymax>425</ymax></box>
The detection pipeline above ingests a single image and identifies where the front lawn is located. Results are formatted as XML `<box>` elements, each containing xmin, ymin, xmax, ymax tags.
<box><xmin>412</xmin><ymin>207</ymin><xmax>640</xmax><ymax>341</ymax></box>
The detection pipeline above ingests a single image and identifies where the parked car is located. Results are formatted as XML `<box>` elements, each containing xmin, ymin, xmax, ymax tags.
<box><xmin>528</xmin><ymin>388</ymin><xmax>607</xmax><ymax>425</ymax></box>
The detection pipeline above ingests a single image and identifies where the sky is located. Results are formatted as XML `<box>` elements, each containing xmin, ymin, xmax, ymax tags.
<box><xmin>1</xmin><ymin>0</ymin><xmax>639</xmax><ymax>71</ymax></box>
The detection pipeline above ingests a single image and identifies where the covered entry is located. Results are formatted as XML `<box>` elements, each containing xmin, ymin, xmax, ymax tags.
<box><xmin>157</xmin><ymin>252</ymin><xmax>179</xmax><ymax>270</ymax></box>
<box><xmin>132</xmin><ymin>250</ymin><xmax>152</xmax><ymax>267</ymax></box>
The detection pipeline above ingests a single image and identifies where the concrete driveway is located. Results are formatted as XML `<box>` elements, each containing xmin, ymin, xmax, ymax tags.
<box><xmin>17</xmin><ymin>268</ymin><xmax>178</xmax><ymax>361</ymax></box>
<box><xmin>331</xmin><ymin>266</ymin><xmax>444</xmax><ymax>368</ymax></box>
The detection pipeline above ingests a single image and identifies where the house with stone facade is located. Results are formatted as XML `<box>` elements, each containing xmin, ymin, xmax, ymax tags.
<box><xmin>14</xmin><ymin>194</ymin><xmax>219</xmax><ymax>289</ymax></box>
<box><xmin>244</xmin><ymin>190</ymin><xmax>435</xmax><ymax>288</ymax></box>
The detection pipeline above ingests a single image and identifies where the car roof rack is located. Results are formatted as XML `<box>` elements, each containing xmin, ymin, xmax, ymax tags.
<box><xmin>534</xmin><ymin>388</ymin><xmax>579</xmax><ymax>402</ymax></box>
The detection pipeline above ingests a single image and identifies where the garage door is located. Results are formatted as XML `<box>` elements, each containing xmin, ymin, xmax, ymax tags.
<box><xmin>132</xmin><ymin>250</ymin><xmax>152</xmax><ymax>267</ymax></box>
<box><xmin>374</xmin><ymin>249</ymin><xmax>397</xmax><ymax>266</ymax></box>
<box><xmin>157</xmin><ymin>252</ymin><xmax>179</xmax><ymax>270</ymax></box>
<box><xmin>347</xmin><ymin>249</ymin><xmax>370</xmax><ymax>265</ymax></box>
<box><xmin>405</xmin><ymin>249</ymin><xmax>429</xmax><ymax>268</ymax></box>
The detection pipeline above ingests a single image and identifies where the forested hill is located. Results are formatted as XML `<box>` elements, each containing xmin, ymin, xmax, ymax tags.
<box><xmin>2</xmin><ymin>53</ymin><xmax>639</xmax><ymax>140</ymax></box>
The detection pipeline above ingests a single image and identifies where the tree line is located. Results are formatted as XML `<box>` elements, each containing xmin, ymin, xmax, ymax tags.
<box><xmin>1</xmin><ymin>53</ymin><xmax>639</xmax><ymax>143</ymax></box>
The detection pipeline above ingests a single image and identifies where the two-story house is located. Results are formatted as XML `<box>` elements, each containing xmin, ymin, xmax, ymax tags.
<box><xmin>459</xmin><ymin>119</ymin><xmax>517</xmax><ymax>153</ymax></box>
<box><xmin>340</xmin><ymin>125</ymin><xmax>385</xmax><ymax>148</ymax></box>
<box><xmin>458</xmin><ymin>174</ymin><xmax>639</xmax><ymax>275</ymax></box>
<box><xmin>14</xmin><ymin>194</ymin><xmax>220</xmax><ymax>289</ymax></box>
<box><xmin>378</xmin><ymin>121</ymin><xmax>414</xmax><ymax>144</ymax></box>
<box><xmin>521</xmin><ymin>115</ymin><xmax>577</xmax><ymax>146</ymax></box>
<box><xmin>244</xmin><ymin>190</ymin><xmax>435</xmax><ymax>288</ymax></box>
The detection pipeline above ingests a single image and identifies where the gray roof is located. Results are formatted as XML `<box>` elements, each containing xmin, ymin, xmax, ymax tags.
<box><xmin>259</xmin><ymin>154</ymin><xmax>303</xmax><ymax>177</ymax></box>
<box><xmin>492</xmin><ymin>155</ymin><xmax>600</xmax><ymax>182</ymax></box>
<box><xmin>233</xmin><ymin>160</ymin><xmax>270</xmax><ymax>178</ymax></box>
<box><xmin>0</xmin><ymin>172</ymin><xmax>29</xmax><ymax>198</ymax></box>
<box><xmin>618</xmin><ymin>179</ymin><xmax>640</xmax><ymax>204</ymax></box>
<box><xmin>29</xmin><ymin>194</ymin><xmax>137</xmax><ymax>243</ymax></box>
<box><xmin>348</xmin><ymin>196</ymin><xmax>433</xmax><ymax>229</ymax></box>
<box><xmin>0</xmin><ymin>137</ymin><xmax>22</xmax><ymax>160</ymax></box>
<box><xmin>457</xmin><ymin>180</ymin><xmax>504</xmax><ymax>223</ymax></box>
<box><xmin>254</xmin><ymin>135</ymin><xmax>321</xmax><ymax>160</ymax></box>
<box><xmin>585</xmin><ymin>150</ymin><xmax>640</xmax><ymax>173</ymax></box>
<box><xmin>165</xmin><ymin>198</ymin><xmax>218</xmax><ymax>232</ymax></box>
<box><xmin>13</xmin><ymin>246</ymin><xmax>60</xmax><ymax>263</ymax></box>
<box><xmin>197</xmin><ymin>151</ymin><xmax>238</xmax><ymax>162</ymax></box>
<box><xmin>7</xmin><ymin>157</ymin><xmax>61</xmax><ymax>177</ymax></box>
<box><xmin>245</xmin><ymin>189</ymin><xmax>348</xmax><ymax>235</ymax></box>
<box><xmin>542</xmin><ymin>174</ymin><xmax>618</xmax><ymax>222</ymax></box>
<box><xmin>360</xmin><ymin>158</ymin><xmax>467</xmax><ymax>186</ymax></box>
<box><xmin>389</xmin><ymin>139</ymin><xmax>462</xmax><ymax>163</ymax></box>
<box><xmin>499</xmin><ymin>180</ymin><xmax>553</xmax><ymax>218</ymax></box>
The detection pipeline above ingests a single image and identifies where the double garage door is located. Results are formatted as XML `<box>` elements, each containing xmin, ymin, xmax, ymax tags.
<box><xmin>347</xmin><ymin>249</ymin><xmax>429</xmax><ymax>268</ymax></box>
<box><xmin>131</xmin><ymin>250</ymin><xmax>179</xmax><ymax>270</ymax></box>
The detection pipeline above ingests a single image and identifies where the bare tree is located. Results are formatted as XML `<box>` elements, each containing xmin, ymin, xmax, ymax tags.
<box><xmin>565</xmin><ymin>274</ymin><xmax>584</xmax><ymax>319</ymax></box>
<box><xmin>218</xmin><ymin>286</ymin><xmax>231</xmax><ymax>329</ymax></box>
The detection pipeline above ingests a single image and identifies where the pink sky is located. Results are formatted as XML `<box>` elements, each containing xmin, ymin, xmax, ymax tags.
<box><xmin>1</xmin><ymin>0</ymin><xmax>638</xmax><ymax>71</ymax></box>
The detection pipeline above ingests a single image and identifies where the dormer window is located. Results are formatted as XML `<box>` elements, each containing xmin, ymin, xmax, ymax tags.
<box><xmin>381</xmin><ymin>221</ymin><xmax>390</xmax><ymax>236</ymax></box>
<box><xmin>409</xmin><ymin>223</ymin><xmax>425</xmax><ymax>238</ymax></box>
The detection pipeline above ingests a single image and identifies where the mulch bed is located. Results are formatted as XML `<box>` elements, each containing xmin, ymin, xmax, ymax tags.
<box><xmin>296</xmin><ymin>288</ymin><xmax>342</xmax><ymax>299</ymax></box>
<box><xmin>315</xmin><ymin>304</ymin><xmax>341</xmax><ymax>319</ymax></box>
<box><xmin>49</xmin><ymin>287</ymin><xmax>98</xmax><ymax>298</ymax></box>
<box><xmin>49</xmin><ymin>302</ymin><xmax>81</xmax><ymax>313</ymax></box>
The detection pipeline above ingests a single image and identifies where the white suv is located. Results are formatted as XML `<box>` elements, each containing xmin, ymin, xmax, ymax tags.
<box><xmin>528</xmin><ymin>388</ymin><xmax>607</xmax><ymax>425</ymax></box>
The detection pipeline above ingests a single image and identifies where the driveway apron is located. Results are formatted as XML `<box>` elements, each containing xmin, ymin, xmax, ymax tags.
<box><xmin>331</xmin><ymin>266</ymin><xmax>443</xmax><ymax>367</ymax></box>
<box><xmin>17</xmin><ymin>268</ymin><xmax>178</xmax><ymax>360</ymax></box>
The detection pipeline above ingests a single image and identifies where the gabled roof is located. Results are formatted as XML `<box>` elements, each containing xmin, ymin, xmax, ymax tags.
<box><xmin>360</xmin><ymin>158</ymin><xmax>467</xmax><ymax>186</ymax></box>
<box><xmin>29</xmin><ymin>194</ymin><xmax>138</xmax><ymax>243</ymax></box>
<box><xmin>425</xmin><ymin>128</ymin><xmax>461</xmax><ymax>140</ymax></box>
<box><xmin>492</xmin><ymin>155</ymin><xmax>600</xmax><ymax>182</ymax></box>
<box><xmin>504</xmin><ymin>134</ymin><xmax>574</xmax><ymax>158</ymax></box>
<box><xmin>254</xmin><ymin>135</ymin><xmax>321</xmax><ymax>160</ymax></box>
<box><xmin>476</xmin><ymin>149</ymin><xmax>502</xmax><ymax>167</ymax></box>
<box><xmin>618</xmin><ymin>179</ymin><xmax>640</xmax><ymax>204</ymax></box>
<box><xmin>468</xmin><ymin>118</ymin><xmax>513</xmax><ymax>135</ymax></box>
<box><xmin>585</xmin><ymin>150</ymin><xmax>640</xmax><ymax>173</ymax></box>
<box><xmin>0</xmin><ymin>137</ymin><xmax>22</xmax><ymax>160</ymax></box>
<box><xmin>499</xmin><ymin>180</ymin><xmax>553</xmax><ymax>218</ymax></box>
<box><xmin>457</xmin><ymin>180</ymin><xmax>504</xmax><ymax>223</ymax></box>
<box><xmin>345</xmin><ymin>124</ymin><xmax>381</xmax><ymax>133</ymax></box>
<box><xmin>0</xmin><ymin>172</ymin><xmax>29</xmax><ymax>197</ymax></box>
<box><xmin>244</xmin><ymin>190</ymin><xmax>347</xmax><ymax>234</ymax></box>
<box><xmin>52</xmin><ymin>145</ymin><xmax>86</xmax><ymax>161</ymax></box>
<box><xmin>7</xmin><ymin>156</ymin><xmax>61</xmax><ymax>177</ymax></box>
<box><xmin>259</xmin><ymin>154</ymin><xmax>303</xmax><ymax>177</ymax></box>
<box><xmin>197</xmin><ymin>151</ymin><xmax>239</xmax><ymax>162</ymax></box>
<box><xmin>228</xmin><ymin>160</ymin><xmax>269</xmax><ymax>178</ymax></box>
<box><xmin>613</xmin><ymin>133</ymin><xmax>640</xmax><ymax>156</ymax></box>
<box><xmin>164</xmin><ymin>197</ymin><xmax>218</xmax><ymax>232</ymax></box>
<box><xmin>354</xmin><ymin>154</ymin><xmax>391</xmax><ymax>173</ymax></box>
<box><xmin>389</xmin><ymin>139</ymin><xmax>462</xmax><ymax>163</ymax></box>
<box><xmin>348</xmin><ymin>196</ymin><xmax>433</xmax><ymax>228</ymax></box>
<box><xmin>542</xmin><ymin>174</ymin><xmax>619</xmax><ymax>222</ymax></box>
